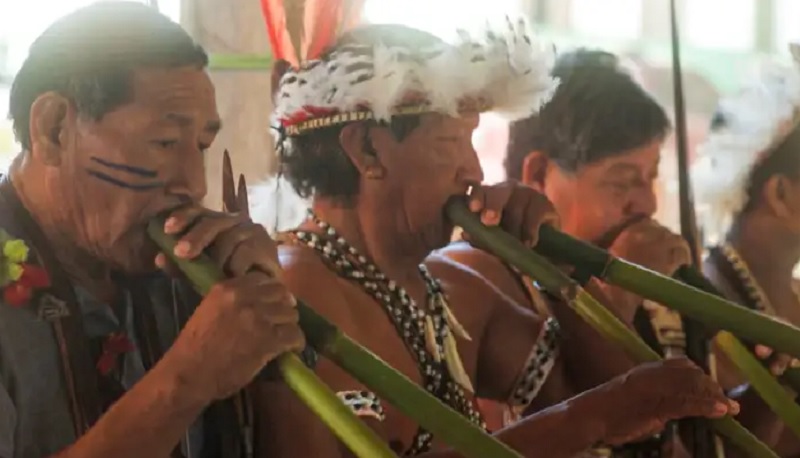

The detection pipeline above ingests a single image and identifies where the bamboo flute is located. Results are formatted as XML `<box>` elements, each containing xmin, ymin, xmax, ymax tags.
<box><xmin>147</xmin><ymin>218</ymin><xmax>522</xmax><ymax>458</ymax></box>
<box><xmin>534</xmin><ymin>225</ymin><xmax>800</xmax><ymax>359</ymax></box>
<box><xmin>446</xmin><ymin>199</ymin><xmax>780</xmax><ymax>457</ymax></box>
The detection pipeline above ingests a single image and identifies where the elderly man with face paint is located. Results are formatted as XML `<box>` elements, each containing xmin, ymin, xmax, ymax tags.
<box><xmin>0</xmin><ymin>3</ymin><xmax>304</xmax><ymax>458</ymax></box>
<box><xmin>250</xmin><ymin>21</ymin><xmax>740</xmax><ymax>458</ymax></box>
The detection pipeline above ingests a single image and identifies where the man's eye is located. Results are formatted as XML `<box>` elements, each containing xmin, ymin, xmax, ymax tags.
<box><xmin>153</xmin><ymin>140</ymin><xmax>179</xmax><ymax>149</ymax></box>
<box><xmin>198</xmin><ymin>143</ymin><xmax>211</xmax><ymax>153</ymax></box>
<box><xmin>607</xmin><ymin>182</ymin><xmax>630</xmax><ymax>192</ymax></box>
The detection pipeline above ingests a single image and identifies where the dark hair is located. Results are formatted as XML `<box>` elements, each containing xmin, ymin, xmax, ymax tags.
<box><xmin>720</xmin><ymin>114</ymin><xmax>800</xmax><ymax>213</ymax></box>
<box><xmin>9</xmin><ymin>1</ymin><xmax>208</xmax><ymax>151</ymax></box>
<box><xmin>279</xmin><ymin>24</ymin><xmax>442</xmax><ymax>202</ymax></box>
<box><xmin>504</xmin><ymin>48</ymin><xmax>670</xmax><ymax>179</ymax></box>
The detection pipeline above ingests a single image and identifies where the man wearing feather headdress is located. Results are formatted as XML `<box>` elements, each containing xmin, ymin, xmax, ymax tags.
<box><xmin>693</xmin><ymin>43</ymin><xmax>800</xmax><ymax>457</ymax></box>
<box><xmin>252</xmin><ymin>9</ymin><xmax>738</xmax><ymax>456</ymax></box>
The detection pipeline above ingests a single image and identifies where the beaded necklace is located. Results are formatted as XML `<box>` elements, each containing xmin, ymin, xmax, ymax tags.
<box><xmin>717</xmin><ymin>243</ymin><xmax>782</xmax><ymax>316</ymax></box>
<box><xmin>288</xmin><ymin>213</ymin><xmax>486</xmax><ymax>455</ymax></box>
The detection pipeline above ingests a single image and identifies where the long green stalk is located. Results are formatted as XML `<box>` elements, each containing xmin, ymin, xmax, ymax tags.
<box><xmin>675</xmin><ymin>266</ymin><xmax>800</xmax><ymax>397</ymax></box>
<box><xmin>446</xmin><ymin>200</ymin><xmax>778</xmax><ymax>458</ymax></box>
<box><xmin>146</xmin><ymin>221</ymin><xmax>394</xmax><ymax>458</ymax></box>
<box><xmin>535</xmin><ymin>225</ymin><xmax>800</xmax><ymax>360</ymax></box>
<box><xmin>277</xmin><ymin>352</ymin><xmax>397</xmax><ymax>454</ymax></box>
<box><xmin>716</xmin><ymin>332</ymin><xmax>800</xmax><ymax>438</ymax></box>
<box><xmin>147</xmin><ymin>219</ymin><xmax>521</xmax><ymax>458</ymax></box>
<box><xmin>538</xmin><ymin>223</ymin><xmax>800</xmax><ymax>400</ymax></box>
<box><xmin>535</xmin><ymin>223</ymin><xmax>800</xmax><ymax>441</ymax></box>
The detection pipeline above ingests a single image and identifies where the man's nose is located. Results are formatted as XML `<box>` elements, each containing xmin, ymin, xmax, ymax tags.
<box><xmin>626</xmin><ymin>186</ymin><xmax>657</xmax><ymax>217</ymax></box>
<box><xmin>458</xmin><ymin>148</ymin><xmax>485</xmax><ymax>185</ymax></box>
<box><xmin>166</xmin><ymin>155</ymin><xmax>207</xmax><ymax>203</ymax></box>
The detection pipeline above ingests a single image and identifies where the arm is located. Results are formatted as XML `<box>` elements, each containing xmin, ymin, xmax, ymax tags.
<box><xmin>254</xmin><ymin>361</ymin><xmax>602</xmax><ymax>458</ymax></box>
<box><xmin>53</xmin><ymin>353</ymin><xmax>207</xmax><ymax>458</ymax></box>
<box><xmin>417</xmin><ymin>392</ymin><xmax>603</xmax><ymax>458</ymax></box>
<box><xmin>439</xmin><ymin>245</ymin><xmax>636</xmax><ymax>398</ymax></box>
<box><xmin>552</xmin><ymin>279</ymin><xmax>638</xmax><ymax>392</ymax></box>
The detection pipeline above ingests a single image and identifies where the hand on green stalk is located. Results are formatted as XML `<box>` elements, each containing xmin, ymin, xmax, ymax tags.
<box><xmin>607</xmin><ymin>218</ymin><xmax>691</xmax><ymax>276</ymax></box>
<box><xmin>596</xmin><ymin>219</ymin><xmax>691</xmax><ymax>322</ymax></box>
<box><xmin>156</xmin><ymin>205</ymin><xmax>282</xmax><ymax>278</ymax></box>
<box><xmin>592</xmin><ymin>358</ymin><xmax>739</xmax><ymax>446</ymax></box>
<box><xmin>754</xmin><ymin>344</ymin><xmax>800</xmax><ymax>377</ymax></box>
<box><xmin>464</xmin><ymin>181</ymin><xmax>559</xmax><ymax>248</ymax></box>
<box><xmin>154</xmin><ymin>205</ymin><xmax>305</xmax><ymax>401</ymax></box>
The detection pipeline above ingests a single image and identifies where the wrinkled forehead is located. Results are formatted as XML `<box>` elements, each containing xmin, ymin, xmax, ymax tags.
<box><xmin>129</xmin><ymin>67</ymin><xmax>218</xmax><ymax>114</ymax></box>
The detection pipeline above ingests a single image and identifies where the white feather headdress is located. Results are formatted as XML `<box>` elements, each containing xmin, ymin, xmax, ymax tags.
<box><xmin>274</xmin><ymin>18</ymin><xmax>558</xmax><ymax>136</ymax></box>
<box><xmin>693</xmin><ymin>43</ymin><xmax>800</xmax><ymax>243</ymax></box>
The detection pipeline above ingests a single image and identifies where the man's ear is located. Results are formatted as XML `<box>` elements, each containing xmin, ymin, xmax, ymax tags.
<box><xmin>763</xmin><ymin>174</ymin><xmax>800</xmax><ymax>224</ymax></box>
<box><xmin>28</xmin><ymin>92</ymin><xmax>74</xmax><ymax>166</ymax></box>
<box><xmin>521</xmin><ymin>150</ymin><xmax>549</xmax><ymax>192</ymax></box>
<box><xmin>339</xmin><ymin>123</ymin><xmax>385</xmax><ymax>178</ymax></box>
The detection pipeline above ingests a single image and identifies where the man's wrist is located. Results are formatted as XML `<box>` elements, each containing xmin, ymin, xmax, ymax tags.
<box><xmin>565</xmin><ymin>384</ymin><xmax>617</xmax><ymax>447</ymax></box>
<box><xmin>151</xmin><ymin>352</ymin><xmax>213</xmax><ymax>412</ymax></box>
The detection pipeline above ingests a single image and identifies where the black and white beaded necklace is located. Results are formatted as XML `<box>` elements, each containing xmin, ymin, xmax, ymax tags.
<box><xmin>716</xmin><ymin>243</ymin><xmax>783</xmax><ymax>315</ymax></box>
<box><xmin>289</xmin><ymin>212</ymin><xmax>486</xmax><ymax>455</ymax></box>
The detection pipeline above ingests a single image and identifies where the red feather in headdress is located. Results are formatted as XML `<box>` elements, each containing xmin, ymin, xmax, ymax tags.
<box><xmin>260</xmin><ymin>0</ymin><xmax>299</xmax><ymax>67</ymax></box>
<box><xmin>260</xmin><ymin>0</ymin><xmax>365</xmax><ymax>66</ymax></box>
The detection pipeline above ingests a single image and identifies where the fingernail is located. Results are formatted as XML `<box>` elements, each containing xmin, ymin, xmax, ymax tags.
<box><xmin>469</xmin><ymin>199</ymin><xmax>482</xmax><ymax>211</ymax></box>
<box><xmin>729</xmin><ymin>401</ymin><xmax>740</xmax><ymax>415</ymax></box>
<box><xmin>712</xmin><ymin>402</ymin><xmax>728</xmax><ymax>416</ymax></box>
<box><xmin>481</xmin><ymin>210</ymin><xmax>498</xmax><ymax>225</ymax></box>
<box><xmin>756</xmin><ymin>345</ymin><xmax>772</xmax><ymax>358</ymax></box>
<box><xmin>164</xmin><ymin>217</ymin><xmax>178</xmax><ymax>233</ymax></box>
<box><xmin>174</xmin><ymin>241</ymin><xmax>190</xmax><ymax>257</ymax></box>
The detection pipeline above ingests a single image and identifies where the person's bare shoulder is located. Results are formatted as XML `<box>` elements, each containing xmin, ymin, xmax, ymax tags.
<box><xmin>426</xmin><ymin>243</ymin><xmax>501</xmax><ymax>289</ymax></box>
<box><xmin>432</xmin><ymin>241</ymin><xmax>530</xmax><ymax>306</ymax></box>
<box><xmin>278</xmin><ymin>243</ymin><xmax>355</xmax><ymax>325</ymax></box>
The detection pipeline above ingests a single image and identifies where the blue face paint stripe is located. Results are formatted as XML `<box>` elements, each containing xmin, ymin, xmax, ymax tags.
<box><xmin>86</xmin><ymin>169</ymin><xmax>165</xmax><ymax>191</ymax></box>
<box><xmin>89</xmin><ymin>156</ymin><xmax>158</xmax><ymax>178</ymax></box>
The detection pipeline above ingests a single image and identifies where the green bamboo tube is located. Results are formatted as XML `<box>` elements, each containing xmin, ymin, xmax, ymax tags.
<box><xmin>276</xmin><ymin>352</ymin><xmax>399</xmax><ymax>455</ymax></box>
<box><xmin>673</xmin><ymin>267</ymin><xmax>800</xmax><ymax>397</ymax></box>
<box><xmin>294</xmin><ymin>305</ymin><xmax>521</xmax><ymax>458</ymax></box>
<box><xmin>534</xmin><ymin>225</ymin><xmax>800</xmax><ymax>360</ymax></box>
<box><xmin>445</xmin><ymin>200</ymin><xmax>778</xmax><ymax>458</ymax></box>
<box><xmin>147</xmin><ymin>219</ymin><xmax>522</xmax><ymax>458</ymax></box>
<box><xmin>145</xmin><ymin>221</ymin><xmax>394</xmax><ymax>458</ymax></box>
<box><xmin>716</xmin><ymin>332</ymin><xmax>800</xmax><ymax>438</ymax></box>
<box><xmin>533</xmin><ymin>219</ymin><xmax>800</xmax><ymax>440</ymax></box>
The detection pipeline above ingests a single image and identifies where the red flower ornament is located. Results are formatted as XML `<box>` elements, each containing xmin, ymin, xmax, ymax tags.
<box><xmin>0</xmin><ymin>232</ymin><xmax>51</xmax><ymax>307</ymax></box>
